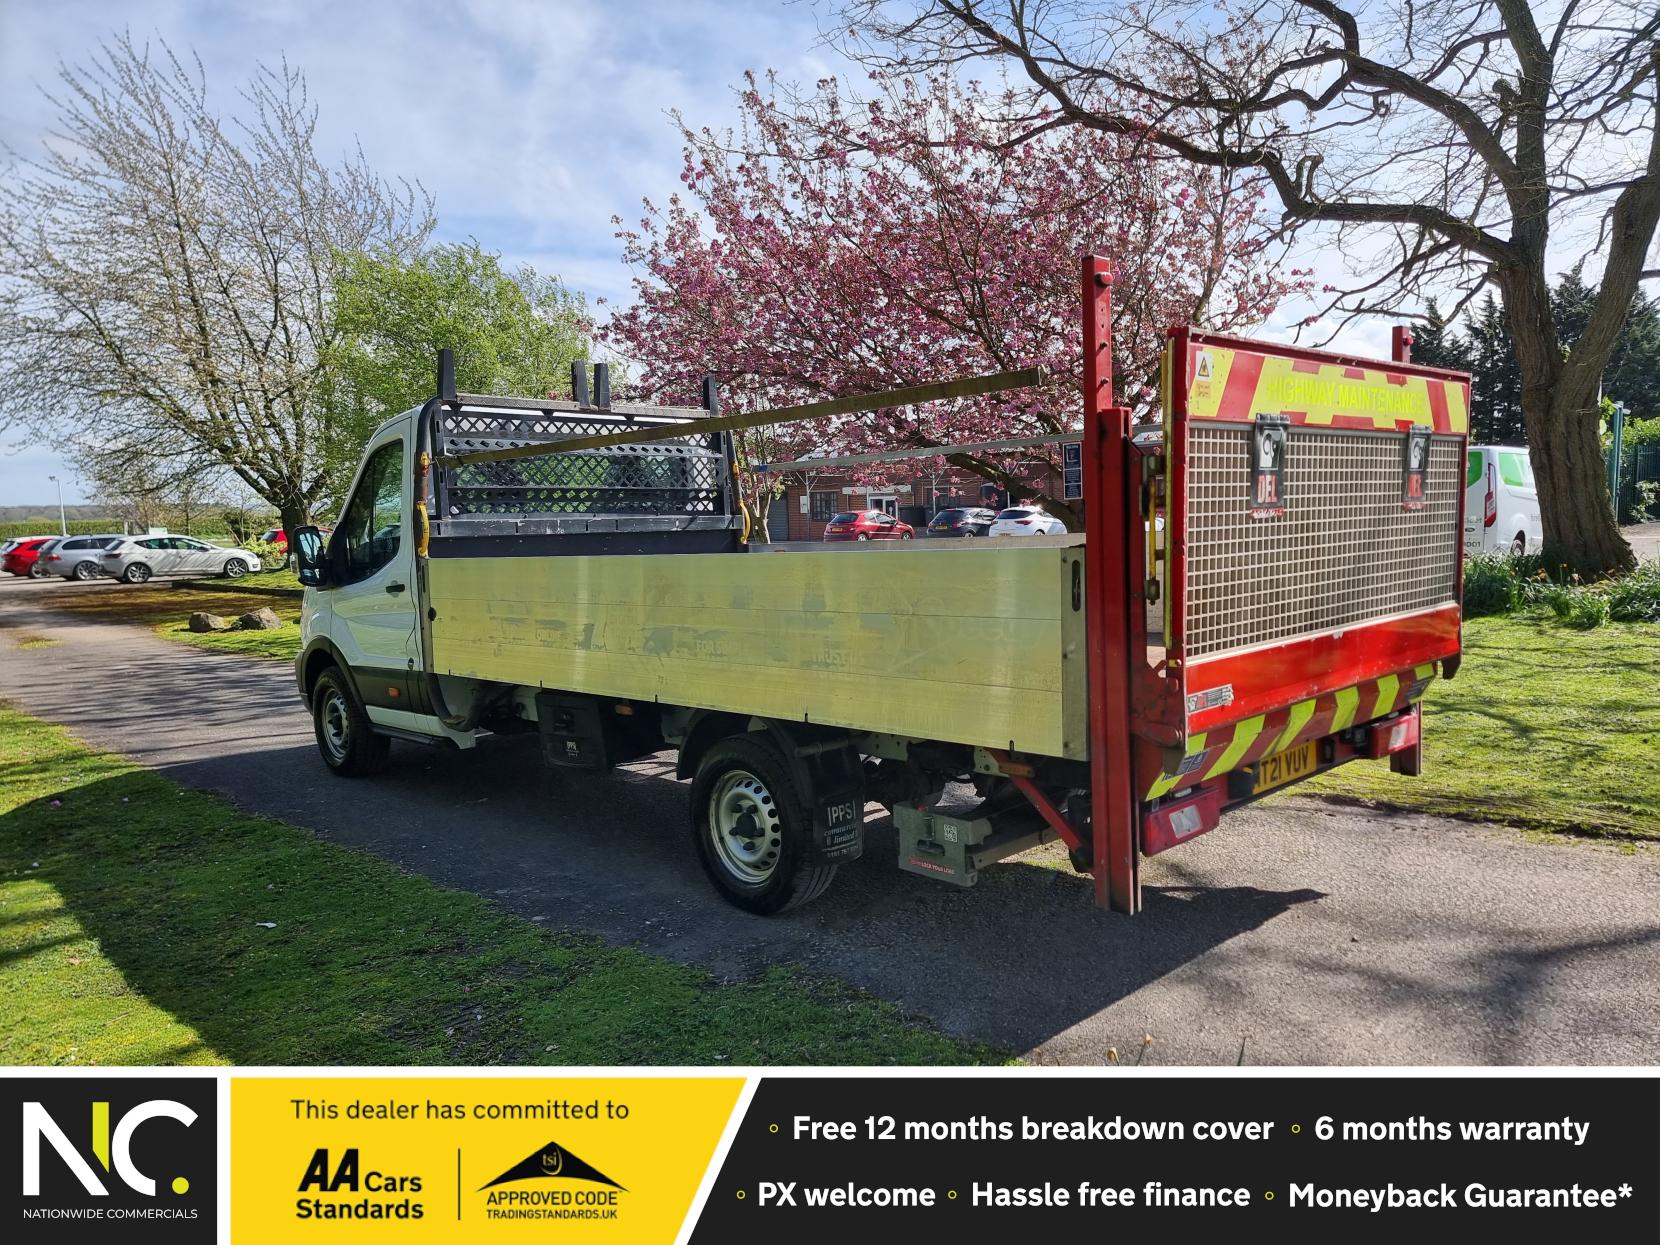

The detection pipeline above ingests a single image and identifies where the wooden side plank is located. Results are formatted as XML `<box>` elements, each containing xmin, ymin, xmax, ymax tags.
<box><xmin>428</xmin><ymin>547</ymin><xmax>1084</xmax><ymax>759</ymax></box>
<box><xmin>433</xmin><ymin>600</ymin><xmax>1063</xmax><ymax>692</ymax></box>
<box><xmin>430</xmin><ymin>546</ymin><xmax>1064</xmax><ymax>618</ymax></box>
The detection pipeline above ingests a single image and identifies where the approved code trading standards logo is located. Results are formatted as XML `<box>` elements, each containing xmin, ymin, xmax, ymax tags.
<box><xmin>478</xmin><ymin>1139</ymin><xmax>625</xmax><ymax>1222</ymax></box>
<box><xmin>1</xmin><ymin>1077</ymin><xmax>216</xmax><ymax>1244</ymax></box>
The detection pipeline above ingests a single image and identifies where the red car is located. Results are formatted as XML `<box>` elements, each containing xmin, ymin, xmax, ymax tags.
<box><xmin>822</xmin><ymin>510</ymin><xmax>915</xmax><ymax>541</ymax></box>
<box><xmin>1</xmin><ymin>536</ymin><xmax>54</xmax><ymax>577</ymax></box>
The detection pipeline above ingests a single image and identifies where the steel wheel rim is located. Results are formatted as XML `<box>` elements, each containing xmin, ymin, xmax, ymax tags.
<box><xmin>320</xmin><ymin>689</ymin><xmax>351</xmax><ymax>761</ymax></box>
<box><xmin>226</xmin><ymin>559</ymin><xmax>245</xmax><ymax>577</ymax></box>
<box><xmin>131</xmin><ymin>566</ymin><xmax>149</xmax><ymax>583</ymax></box>
<box><xmin>708</xmin><ymin>769</ymin><xmax>782</xmax><ymax>885</ymax></box>
<box><xmin>75</xmin><ymin>563</ymin><xmax>95</xmax><ymax>580</ymax></box>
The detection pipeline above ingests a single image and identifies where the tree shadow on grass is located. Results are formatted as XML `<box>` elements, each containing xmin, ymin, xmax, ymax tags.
<box><xmin>0</xmin><ymin>745</ymin><xmax>1330</xmax><ymax>1065</ymax></box>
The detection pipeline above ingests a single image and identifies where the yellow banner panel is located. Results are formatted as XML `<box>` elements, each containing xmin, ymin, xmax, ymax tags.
<box><xmin>232</xmin><ymin>1077</ymin><xmax>740</xmax><ymax>1243</ymax></box>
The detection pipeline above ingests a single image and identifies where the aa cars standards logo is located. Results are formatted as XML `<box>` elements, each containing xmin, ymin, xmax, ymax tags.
<box><xmin>2</xmin><ymin>1077</ymin><xmax>216</xmax><ymax>1243</ymax></box>
<box><xmin>478</xmin><ymin>1139</ymin><xmax>625</xmax><ymax>1223</ymax></box>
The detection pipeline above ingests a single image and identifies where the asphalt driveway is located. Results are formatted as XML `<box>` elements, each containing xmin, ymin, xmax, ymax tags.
<box><xmin>1</xmin><ymin>576</ymin><xmax>1656</xmax><ymax>1065</ymax></box>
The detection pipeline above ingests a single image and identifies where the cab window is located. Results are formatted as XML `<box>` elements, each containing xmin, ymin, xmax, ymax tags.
<box><xmin>334</xmin><ymin>440</ymin><xmax>405</xmax><ymax>583</ymax></box>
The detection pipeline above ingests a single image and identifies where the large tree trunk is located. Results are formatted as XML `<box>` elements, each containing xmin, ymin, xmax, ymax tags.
<box><xmin>1522</xmin><ymin>370</ymin><xmax>1634</xmax><ymax>575</ymax></box>
<box><xmin>277</xmin><ymin>503</ymin><xmax>309</xmax><ymax>550</ymax></box>
<box><xmin>1504</xmin><ymin>274</ymin><xmax>1636</xmax><ymax>576</ymax></box>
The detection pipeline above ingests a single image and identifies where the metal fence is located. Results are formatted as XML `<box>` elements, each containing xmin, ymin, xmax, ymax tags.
<box><xmin>1614</xmin><ymin>443</ymin><xmax>1660</xmax><ymax>523</ymax></box>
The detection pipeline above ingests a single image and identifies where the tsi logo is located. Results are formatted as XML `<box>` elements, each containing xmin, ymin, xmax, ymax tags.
<box><xmin>3</xmin><ymin>1077</ymin><xmax>215</xmax><ymax>1243</ymax></box>
<box><xmin>24</xmin><ymin>1098</ymin><xmax>197</xmax><ymax>1196</ymax></box>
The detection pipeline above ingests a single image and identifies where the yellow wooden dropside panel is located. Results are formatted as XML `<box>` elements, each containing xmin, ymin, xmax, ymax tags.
<box><xmin>428</xmin><ymin>548</ymin><xmax>1082</xmax><ymax>758</ymax></box>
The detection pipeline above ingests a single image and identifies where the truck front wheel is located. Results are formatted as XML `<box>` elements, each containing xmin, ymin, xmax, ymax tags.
<box><xmin>312</xmin><ymin>668</ymin><xmax>391</xmax><ymax>777</ymax></box>
<box><xmin>690</xmin><ymin>735</ymin><xmax>836</xmax><ymax>914</ymax></box>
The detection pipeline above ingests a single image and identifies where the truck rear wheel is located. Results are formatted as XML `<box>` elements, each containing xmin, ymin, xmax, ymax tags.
<box><xmin>690</xmin><ymin>735</ymin><xmax>836</xmax><ymax>914</ymax></box>
<box><xmin>312</xmin><ymin>668</ymin><xmax>391</xmax><ymax>777</ymax></box>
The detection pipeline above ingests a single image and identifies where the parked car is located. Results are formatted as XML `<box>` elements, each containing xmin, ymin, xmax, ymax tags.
<box><xmin>100</xmin><ymin>535</ymin><xmax>264</xmax><ymax>583</ymax></box>
<box><xmin>987</xmin><ymin>507</ymin><xmax>1067</xmax><ymax>537</ymax></box>
<box><xmin>38</xmin><ymin>535</ymin><xmax>125</xmax><ymax>580</ymax></box>
<box><xmin>927</xmin><ymin>507</ymin><xmax>997</xmax><ymax>537</ymax></box>
<box><xmin>822</xmin><ymin>510</ymin><xmax>915</xmax><ymax>541</ymax></box>
<box><xmin>1</xmin><ymin>536</ymin><xmax>54</xmax><ymax>577</ymax></box>
<box><xmin>1464</xmin><ymin>445</ymin><xmax>1541</xmax><ymax>555</ymax></box>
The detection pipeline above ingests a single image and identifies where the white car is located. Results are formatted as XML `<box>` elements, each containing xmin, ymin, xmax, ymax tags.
<box><xmin>99</xmin><ymin>535</ymin><xmax>263</xmax><ymax>583</ymax></box>
<box><xmin>1464</xmin><ymin>445</ymin><xmax>1542</xmax><ymax>555</ymax></box>
<box><xmin>987</xmin><ymin>506</ymin><xmax>1067</xmax><ymax>537</ymax></box>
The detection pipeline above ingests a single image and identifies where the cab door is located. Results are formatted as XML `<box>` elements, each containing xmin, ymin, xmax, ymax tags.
<box><xmin>327</xmin><ymin>433</ymin><xmax>418</xmax><ymax>698</ymax></box>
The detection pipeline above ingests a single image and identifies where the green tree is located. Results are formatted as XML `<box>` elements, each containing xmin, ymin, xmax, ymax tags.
<box><xmin>1466</xmin><ymin>295</ymin><xmax>1526</xmax><ymax>446</ymax></box>
<box><xmin>1596</xmin><ymin>292</ymin><xmax>1660</xmax><ymax>426</ymax></box>
<box><xmin>1409</xmin><ymin>300</ymin><xmax>1473</xmax><ymax>376</ymax></box>
<box><xmin>327</xmin><ymin>242</ymin><xmax>592</xmax><ymax>499</ymax></box>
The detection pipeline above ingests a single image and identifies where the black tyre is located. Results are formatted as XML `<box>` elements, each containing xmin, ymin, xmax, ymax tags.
<box><xmin>690</xmin><ymin>734</ymin><xmax>836</xmax><ymax>914</ymax></box>
<box><xmin>71</xmin><ymin>560</ymin><xmax>99</xmax><ymax>581</ymax></box>
<box><xmin>223</xmin><ymin>557</ymin><xmax>248</xmax><ymax>578</ymax></box>
<box><xmin>28</xmin><ymin>561</ymin><xmax>46</xmax><ymax>578</ymax></box>
<box><xmin>1511</xmin><ymin>533</ymin><xmax>1526</xmax><ymax>555</ymax></box>
<box><xmin>122</xmin><ymin>563</ymin><xmax>151</xmax><ymax>584</ymax></box>
<box><xmin>311</xmin><ymin>668</ymin><xmax>391</xmax><ymax>777</ymax></box>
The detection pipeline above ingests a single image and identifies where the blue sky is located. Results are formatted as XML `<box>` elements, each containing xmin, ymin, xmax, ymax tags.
<box><xmin>0</xmin><ymin>0</ymin><xmax>1382</xmax><ymax>509</ymax></box>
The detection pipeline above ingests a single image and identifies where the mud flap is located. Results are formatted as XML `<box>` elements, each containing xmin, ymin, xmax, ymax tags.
<box><xmin>813</xmin><ymin>789</ymin><xmax>864</xmax><ymax>864</ymax></box>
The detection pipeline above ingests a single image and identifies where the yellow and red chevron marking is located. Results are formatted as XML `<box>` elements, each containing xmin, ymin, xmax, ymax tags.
<box><xmin>1143</xmin><ymin>663</ymin><xmax>1436</xmax><ymax>800</ymax></box>
<box><xmin>1179</xmin><ymin>339</ymin><xmax>1470</xmax><ymax>435</ymax></box>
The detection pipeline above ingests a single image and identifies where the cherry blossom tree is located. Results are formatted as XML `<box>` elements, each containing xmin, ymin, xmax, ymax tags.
<box><xmin>604</xmin><ymin>72</ymin><xmax>1307</xmax><ymax>528</ymax></box>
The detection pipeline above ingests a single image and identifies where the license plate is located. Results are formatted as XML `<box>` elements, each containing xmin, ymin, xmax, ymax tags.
<box><xmin>1252</xmin><ymin>740</ymin><xmax>1317</xmax><ymax>794</ymax></box>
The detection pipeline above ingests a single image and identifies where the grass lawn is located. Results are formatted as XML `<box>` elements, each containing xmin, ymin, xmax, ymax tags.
<box><xmin>41</xmin><ymin>580</ymin><xmax>300</xmax><ymax>626</ymax></box>
<box><xmin>0</xmin><ymin>706</ymin><xmax>997</xmax><ymax>1066</ymax></box>
<box><xmin>1297</xmin><ymin>613</ymin><xmax>1660</xmax><ymax>841</ymax></box>
<box><xmin>154</xmin><ymin>618</ymin><xmax>300</xmax><ymax>661</ymax></box>
<box><xmin>179</xmin><ymin>566</ymin><xmax>302</xmax><ymax>594</ymax></box>
<box><xmin>38</xmin><ymin>579</ymin><xmax>303</xmax><ymax>662</ymax></box>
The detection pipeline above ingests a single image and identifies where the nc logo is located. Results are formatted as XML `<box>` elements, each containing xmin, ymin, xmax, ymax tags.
<box><xmin>22</xmin><ymin>1099</ymin><xmax>197</xmax><ymax>1197</ymax></box>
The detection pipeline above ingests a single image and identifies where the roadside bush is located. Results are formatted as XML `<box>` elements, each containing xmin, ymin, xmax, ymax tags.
<box><xmin>1606</xmin><ymin>562</ymin><xmax>1660</xmax><ymax>622</ymax></box>
<box><xmin>0</xmin><ymin>519</ymin><xmax>122</xmax><ymax>540</ymax></box>
<box><xmin>244</xmin><ymin>538</ymin><xmax>287</xmax><ymax>569</ymax></box>
<box><xmin>1461</xmin><ymin>554</ymin><xmax>1523</xmax><ymax>616</ymax></box>
<box><xmin>1634</xmin><ymin>480</ymin><xmax>1660</xmax><ymax>524</ymax></box>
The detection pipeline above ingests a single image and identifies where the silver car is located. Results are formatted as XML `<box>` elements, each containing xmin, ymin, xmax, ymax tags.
<box><xmin>100</xmin><ymin>535</ymin><xmax>264</xmax><ymax>584</ymax></box>
<box><xmin>38</xmin><ymin>535</ymin><xmax>126</xmax><ymax>580</ymax></box>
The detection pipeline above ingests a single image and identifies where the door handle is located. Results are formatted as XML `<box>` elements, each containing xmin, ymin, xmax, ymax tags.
<box><xmin>385</xmin><ymin>581</ymin><xmax>406</xmax><ymax>595</ymax></box>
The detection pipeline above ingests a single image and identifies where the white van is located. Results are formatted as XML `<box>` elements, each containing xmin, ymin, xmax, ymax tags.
<box><xmin>1464</xmin><ymin>445</ymin><xmax>1542</xmax><ymax>555</ymax></box>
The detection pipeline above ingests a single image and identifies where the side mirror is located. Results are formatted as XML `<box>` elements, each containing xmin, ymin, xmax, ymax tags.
<box><xmin>293</xmin><ymin>526</ymin><xmax>331</xmax><ymax>588</ymax></box>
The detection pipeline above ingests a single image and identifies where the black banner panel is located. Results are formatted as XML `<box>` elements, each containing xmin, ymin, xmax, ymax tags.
<box><xmin>0</xmin><ymin>1076</ymin><xmax>218</xmax><ymax>1244</ymax></box>
<box><xmin>694</xmin><ymin>1077</ymin><xmax>1658</xmax><ymax>1243</ymax></box>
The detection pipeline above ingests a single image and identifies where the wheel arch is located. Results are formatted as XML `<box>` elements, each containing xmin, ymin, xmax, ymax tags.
<box><xmin>298</xmin><ymin>637</ymin><xmax>361</xmax><ymax>709</ymax></box>
<box><xmin>673</xmin><ymin>709</ymin><xmax>750</xmax><ymax>780</ymax></box>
